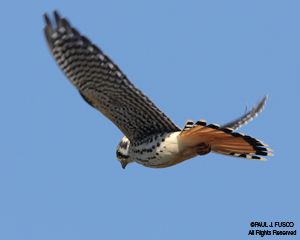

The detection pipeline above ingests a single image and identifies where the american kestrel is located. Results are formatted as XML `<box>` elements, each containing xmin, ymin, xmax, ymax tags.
<box><xmin>44</xmin><ymin>11</ymin><xmax>273</xmax><ymax>169</ymax></box>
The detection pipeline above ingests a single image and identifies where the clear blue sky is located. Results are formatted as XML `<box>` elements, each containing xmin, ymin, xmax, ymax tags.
<box><xmin>1</xmin><ymin>1</ymin><xmax>299</xmax><ymax>239</ymax></box>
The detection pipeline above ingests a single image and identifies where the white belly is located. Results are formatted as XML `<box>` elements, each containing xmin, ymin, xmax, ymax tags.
<box><xmin>130</xmin><ymin>132</ymin><xmax>197</xmax><ymax>168</ymax></box>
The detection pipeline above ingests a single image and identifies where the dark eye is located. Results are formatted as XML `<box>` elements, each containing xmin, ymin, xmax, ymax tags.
<box><xmin>117</xmin><ymin>151</ymin><xmax>122</xmax><ymax>159</ymax></box>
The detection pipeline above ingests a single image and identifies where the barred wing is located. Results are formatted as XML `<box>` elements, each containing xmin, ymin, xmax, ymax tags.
<box><xmin>44</xmin><ymin>11</ymin><xmax>180</xmax><ymax>141</ymax></box>
<box><xmin>220</xmin><ymin>94</ymin><xmax>268</xmax><ymax>131</ymax></box>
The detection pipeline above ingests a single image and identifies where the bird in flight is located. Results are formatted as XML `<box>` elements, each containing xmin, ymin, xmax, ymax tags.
<box><xmin>43</xmin><ymin>11</ymin><xmax>273</xmax><ymax>169</ymax></box>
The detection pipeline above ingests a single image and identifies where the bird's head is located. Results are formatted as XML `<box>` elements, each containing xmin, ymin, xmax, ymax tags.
<box><xmin>116</xmin><ymin>136</ymin><xmax>133</xmax><ymax>169</ymax></box>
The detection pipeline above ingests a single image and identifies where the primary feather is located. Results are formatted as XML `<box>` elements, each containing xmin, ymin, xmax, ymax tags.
<box><xmin>44</xmin><ymin>11</ymin><xmax>180</xmax><ymax>141</ymax></box>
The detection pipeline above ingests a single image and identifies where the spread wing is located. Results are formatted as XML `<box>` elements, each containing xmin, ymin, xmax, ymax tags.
<box><xmin>220</xmin><ymin>94</ymin><xmax>268</xmax><ymax>131</ymax></box>
<box><xmin>43</xmin><ymin>11</ymin><xmax>180</xmax><ymax>141</ymax></box>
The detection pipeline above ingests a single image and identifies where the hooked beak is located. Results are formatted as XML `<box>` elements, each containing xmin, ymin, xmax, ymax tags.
<box><xmin>121</xmin><ymin>160</ymin><xmax>128</xmax><ymax>169</ymax></box>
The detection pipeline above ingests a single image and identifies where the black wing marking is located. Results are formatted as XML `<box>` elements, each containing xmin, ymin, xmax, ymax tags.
<box><xmin>44</xmin><ymin>11</ymin><xmax>180</xmax><ymax>141</ymax></box>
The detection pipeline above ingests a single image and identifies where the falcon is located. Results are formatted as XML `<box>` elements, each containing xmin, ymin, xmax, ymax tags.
<box><xmin>43</xmin><ymin>11</ymin><xmax>273</xmax><ymax>169</ymax></box>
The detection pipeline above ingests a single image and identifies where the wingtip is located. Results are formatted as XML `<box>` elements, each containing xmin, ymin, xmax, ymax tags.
<box><xmin>53</xmin><ymin>9</ymin><xmax>61</xmax><ymax>19</ymax></box>
<box><xmin>43</xmin><ymin>12</ymin><xmax>51</xmax><ymax>24</ymax></box>
<box><xmin>54</xmin><ymin>9</ymin><xmax>62</xmax><ymax>28</ymax></box>
<box><xmin>255</xmin><ymin>93</ymin><xmax>268</xmax><ymax>112</ymax></box>
<box><xmin>219</xmin><ymin>93</ymin><xmax>269</xmax><ymax>131</ymax></box>
<box><xmin>43</xmin><ymin>9</ymin><xmax>61</xmax><ymax>27</ymax></box>
<box><xmin>43</xmin><ymin>11</ymin><xmax>53</xmax><ymax>32</ymax></box>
